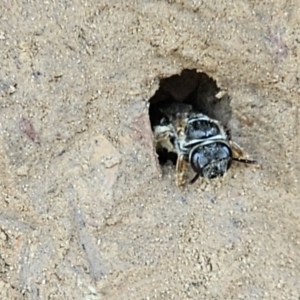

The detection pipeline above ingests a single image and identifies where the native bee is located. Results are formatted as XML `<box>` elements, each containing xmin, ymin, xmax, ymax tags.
<box><xmin>152</xmin><ymin>103</ymin><xmax>258</xmax><ymax>186</ymax></box>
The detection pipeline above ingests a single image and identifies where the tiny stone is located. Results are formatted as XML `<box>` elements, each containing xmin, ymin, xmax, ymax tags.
<box><xmin>8</xmin><ymin>85</ymin><xmax>16</xmax><ymax>94</ymax></box>
<box><xmin>17</xmin><ymin>165</ymin><xmax>29</xmax><ymax>176</ymax></box>
<box><xmin>215</xmin><ymin>90</ymin><xmax>226</xmax><ymax>99</ymax></box>
<box><xmin>0</xmin><ymin>231</ymin><xmax>7</xmax><ymax>241</ymax></box>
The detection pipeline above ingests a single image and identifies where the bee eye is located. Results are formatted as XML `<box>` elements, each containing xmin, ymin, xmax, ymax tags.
<box><xmin>190</xmin><ymin>148</ymin><xmax>208</xmax><ymax>176</ymax></box>
<box><xmin>190</xmin><ymin>142</ymin><xmax>232</xmax><ymax>179</ymax></box>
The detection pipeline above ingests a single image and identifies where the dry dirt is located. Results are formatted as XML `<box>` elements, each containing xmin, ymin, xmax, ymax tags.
<box><xmin>0</xmin><ymin>1</ymin><xmax>300</xmax><ymax>299</ymax></box>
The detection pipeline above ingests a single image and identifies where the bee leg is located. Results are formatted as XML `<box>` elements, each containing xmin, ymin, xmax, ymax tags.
<box><xmin>230</xmin><ymin>140</ymin><xmax>245</xmax><ymax>157</ymax></box>
<box><xmin>230</xmin><ymin>141</ymin><xmax>259</xmax><ymax>165</ymax></box>
<box><xmin>153</xmin><ymin>125</ymin><xmax>175</xmax><ymax>152</ymax></box>
<box><xmin>153</xmin><ymin>126</ymin><xmax>169</xmax><ymax>141</ymax></box>
<box><xmin>155</xmin><ymin>137</ymin><xmax>174</xmax><ymax>153</ymax></box>
<box><xmin>176</xmin><ymin>154</ymin><xmax>187</xmax><ymax>186</ymax></box>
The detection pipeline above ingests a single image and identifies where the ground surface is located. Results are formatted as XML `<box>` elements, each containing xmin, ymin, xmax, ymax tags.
<box><xmin>0</xmin><ymin>1</ymin><xmax>300</xmax><ymax>299</ymax></box>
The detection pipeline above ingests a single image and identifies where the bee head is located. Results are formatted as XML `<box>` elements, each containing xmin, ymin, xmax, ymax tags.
<box><xmin>189</xmin><ymin>141</ymin><xmax>232</xmax><ymax>180</ymax></box>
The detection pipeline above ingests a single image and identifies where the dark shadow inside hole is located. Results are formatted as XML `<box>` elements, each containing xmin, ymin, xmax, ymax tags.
<box><xmin>149</xmin><ymin>69</ymin><xmax>232</xmax><ymax>165</ymax></box>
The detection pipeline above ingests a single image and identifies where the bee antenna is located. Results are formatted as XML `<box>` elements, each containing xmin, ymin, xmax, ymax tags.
<box><xmin>232</xmin><ymin>157</ymin><xmax>258</xmax><ymax>165</ymax></box>
<box><xmin>190</xmin><ymin>173</ymin><xmax>200</xmax><ymax>184</ymax></box>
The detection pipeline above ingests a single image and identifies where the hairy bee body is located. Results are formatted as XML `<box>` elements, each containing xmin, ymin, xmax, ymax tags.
<box><xmin>153</xmin><ymin>103</ymin><xmax>257</xmax><ymax>186</ymax></box>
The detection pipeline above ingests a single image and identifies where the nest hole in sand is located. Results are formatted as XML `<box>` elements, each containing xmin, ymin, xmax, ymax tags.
<box><xmin>148</xmin><ymin>69</ymin><xmax>232</xmax><ymax>165</ymax></box>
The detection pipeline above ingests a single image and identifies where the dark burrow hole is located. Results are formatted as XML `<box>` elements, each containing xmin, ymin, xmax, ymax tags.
<box><xmin>148</xmin><ymin>69</ymin><xmax>232</xmax><ymax>165</ymax></box>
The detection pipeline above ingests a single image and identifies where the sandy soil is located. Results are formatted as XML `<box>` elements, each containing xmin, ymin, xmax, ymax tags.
<box><xmin>0</xmin><ymin>1</ymin><xmax>299</xmax><ymax>299</ymax></box>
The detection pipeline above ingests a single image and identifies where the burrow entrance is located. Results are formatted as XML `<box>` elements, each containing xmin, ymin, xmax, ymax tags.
<box><xmin>148</xmin><ymin>69</ymin><xmax>232</xmax><ymax>165</ymax></box>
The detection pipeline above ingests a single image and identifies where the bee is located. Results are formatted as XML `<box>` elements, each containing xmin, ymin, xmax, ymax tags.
<box><xmin>153</xmin><ymin>103</ymin><xmax>258</xmax><ymax>186</ymax></box>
